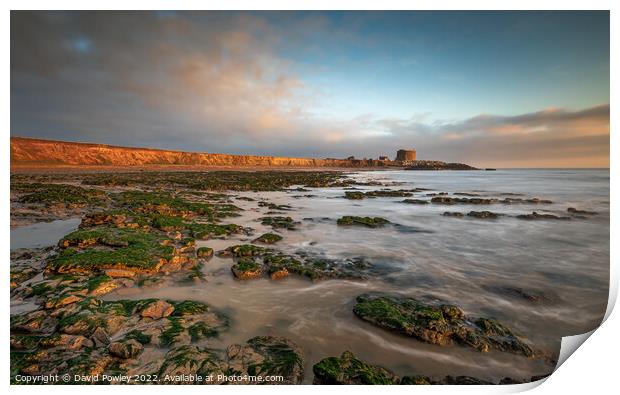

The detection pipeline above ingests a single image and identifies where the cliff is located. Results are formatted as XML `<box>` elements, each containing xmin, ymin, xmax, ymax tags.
<box><xmin>10</xmin><ymin>137</ymin><xmax>387</xmax><ymax>169</ymax></box>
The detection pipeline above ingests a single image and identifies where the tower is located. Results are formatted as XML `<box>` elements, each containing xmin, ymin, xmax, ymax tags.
<box><xmin>396</xmin><ymin>149</ymin><xmax>416</xmax><ymax>161</ymax></box>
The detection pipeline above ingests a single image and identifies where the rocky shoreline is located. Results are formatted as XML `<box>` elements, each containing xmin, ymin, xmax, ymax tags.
<box><xmin>11</xmin><ymin>170</ymin><xmax>601</xmax><ymax>384</ymax></box>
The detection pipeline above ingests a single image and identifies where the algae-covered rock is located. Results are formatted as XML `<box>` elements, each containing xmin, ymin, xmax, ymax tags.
<box><xmin>158</xmin><ymin>345</ymin><xmax>225</xmax><ymax>380</ymax></box>
<box><xmin>197</xmin><ymin>246</ymin><xmax>214</xmax><ymax>259</ymax></box>
<box><xmin>226</xmin><ymin>336</ymin><xmax>304</xmax><ymax>385</ymax></box>
<box><xmin>313</xmin><ymin>352</ymin><xmax>504</xmax><ymax>385</ymax></box>
<box><xmin>109</xmin><ymin>339</ymin><xmax>143</xmax><ymax>359</ymax></box>
<box><xmin>353</xmin><ymin>293</ymin><xmax>534</xmax><ymax>357</ymax></box>
<box><xmin>254</xmin><ymin>233</ymin><xmax>283</xmax><ymax>244</ymax></box>
<box><xmin>442</xmin><ymin>212</ymin><xmax>464</xmax><ymax>217</ymax></box>
<box><xmin>344</xmin><ymin>191</ymin><xmax>365</xmax><ymax>200</ymax></box>
<box><xmin>188</xmin><ymin>223</ymin><xmax>243</xmax><ymax>239</ymax></box>
<box><xmin>222</xmin><ymin>245</ymin><xmax>373</xmax><ymax>282</ymax></box>
<box><xmin>231</xmin><ymin>258</ymin><xmax>263</xmax><ymax>280</ymax></box>
<box><xmin>401</xmin><ymin>199</ymin><xmax>429</xmax><ymax>205</ymax></box>
<box><xmin>140</xmin><ymin>300</ymin><xmax>175</xmax><ymax>319</ymax></box>
<box><xmin>313</xmin><ymin>351</ymin><xmax>398</xmax><ymax>384</ymax></box>
<box><xmin>223</xmin><ymin>244</ymin><xmax>267</xmax><ymax>257</ymax></box>
<box><xmin>431</xmin><ymin>197</ymin><xmax>498</xmax><ymax>205</ymax></box>
<box><xmin>49</xmin><ymin>227</ymin><xmax>176</xmax><ymax>274</ymax></box>
<box><xmin>467</xmin><ymin>211</ymin><xmax>502</xmax><ymax>219</ymax></box>
<box><xmin>567</xmin><ymin>207</ymin><xmax>597</xmax><ymax>215</ymax></box>
<box><xmin>259</xmin><ymin>216</ymin><xmax>298</xmax><ymax>230</ymax></box>
<box><xmin>337</xmin><ymin>216</ymin><xmax>390</xmax><ymax>228</ymax></box>
<box><xmin>400</xmin><ymin>375</ymin><xmax>432</xmax><ymax>385</ymax></box>
<box><xmin>516</xmin><ymin>212</ymin><xmax>570</xmax><ymax>221</ymax></box>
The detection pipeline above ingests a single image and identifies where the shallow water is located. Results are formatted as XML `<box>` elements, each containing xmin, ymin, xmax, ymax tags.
<box><xmin>11</xmin><ymin>169</ymin><xmax>610</xmax><ymax>383</ymax></box>
<box><xmin>10</xmin><ymin>217</ymin><xmax>80</xmax><ymax>250</ymax></box>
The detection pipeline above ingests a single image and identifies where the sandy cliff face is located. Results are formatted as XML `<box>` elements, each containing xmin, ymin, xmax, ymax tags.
<box><xmin>10</xmin><ymin>137</ymin><xmax>380</xmax><ymax>169</ymax></box>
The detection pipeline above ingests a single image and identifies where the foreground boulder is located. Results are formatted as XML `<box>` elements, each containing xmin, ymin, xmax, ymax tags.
<box><xmin>155</xmin><ymin>336</ymin><xmax>304</xmax><ymax>385</ymax></box>
<box><xmin>313</xmin><ymin>351</ymin><xmax>398</xmax><ymax>384</ymax></box>
<box><xmin>226</xmin><ymin>336</ymin><xmax>304</xmax><ymax>384</ymax></box>
<box><xmin>313</xmin><ymin>351</ymin><xmax>542</xmax><ymax>385</ymax></box>
<box><xmin>353</xmin><ymin>293</ymin><xmax>535</xmax><ymax>357</ymax></box>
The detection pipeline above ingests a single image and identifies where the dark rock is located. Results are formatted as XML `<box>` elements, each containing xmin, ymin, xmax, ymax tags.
<box><xmin>401</xmin><ymin>199</ymin><xmax>429</xmax><ymax>205</ymax></box>
<box><xmin>442</xmin><ymin>212</ymin><xmax>464</xmax><ymax>217</ymax></box>
<box><xmin>226</xmin><ymin>336</ymin><xmax>304</xmax><ymax>385</ymax></box>
<box><xmin>501</xmin><ymin>197</ymin><xmax>552</xmax><ymax>204</ymax></box>
<box><xmin>259</xmin><ymin>216</ymin><xmax>299</xmax><ymax>230</ymax></box>
<box><xmin>516</xmin><ymin>212</ymin><xmax>570</xmax><ymax>220</ymax></box>
<box><xmin>467</xmin><ymin>211</ymin><xmax>502</xmax><ymax>219</ymax></box>
<box><xmin>344</xmin><ymin>191</ymin><xmax>365</xmax><ymax>200</ymax></box>
<box><xmin>337</xmin><ymin>216</ymin><xmax>390</xmax><ymax>228</ymax></box>
<box><xmin>432</xmin><ymin>197</ymin><xmax>498</xmax><ymax>205</ymax></box>
<box><xmin>313</xmin><ymin>351</ymin><xmax>399</xmax><ymax>384</ymax></box>
<box><xmin>443</xmin><ymin>375</ymin><xmax>493</xmax><ymax>385</ymax></box>
<box><xmin>253</xmin><ymin>232</ymin><xmax>283</xmax><ymax>244</ymax></box>
<box><xmin>353</xmin><ymin>293</ymin><xmax>535</xmax><ymax>357</ymax></box>
<box><xmin>197</xmin><ymin>246</ymin><xmax>214</xmax><ymax>259</ymax></box>
<box><xmin>567</xmin><ymin>207</ymin><xmax>597</xmax><ymax>215</ymax></box>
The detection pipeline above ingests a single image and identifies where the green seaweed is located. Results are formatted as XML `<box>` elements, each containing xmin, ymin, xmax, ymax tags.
<box><xmin>337</xmin><ymin>216</ymin><xmax>390</xmax><ymax>228</ymax></box>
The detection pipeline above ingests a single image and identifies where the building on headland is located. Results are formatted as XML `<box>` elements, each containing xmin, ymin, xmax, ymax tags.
<box><xmin>395</xmin><ymin>149</ymin><xmax>416</xmax><ymax>162</ymax></box>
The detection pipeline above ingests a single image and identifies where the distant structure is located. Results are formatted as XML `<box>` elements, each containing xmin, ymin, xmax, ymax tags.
<box><xmin>378</xmin><ymin>156</ymin><xmax>389</xmax><ymax>161</ymax></box>
<box><xmin>395</xmin><ymin>149</ymin><xmax>416</xmax><ymax>162</ymax></box>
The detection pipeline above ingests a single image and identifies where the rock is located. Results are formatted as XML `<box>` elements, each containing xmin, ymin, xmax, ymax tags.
<box><xmin>313</xmin><ymin>351</ymin><xmax>399</xmax><ymax>384</ymax></box>
<box><xmin>482</xmin><ymin>285</ymin><xmax>550</xmax><ymax>304</ymax></box>
<box><xmin>467</xmin><ymin>211</ymin><xmax>502</xmax><ymax>219</ymax></box>
<box><xmin>259</xmin><ymin>216</ymin><xmax>298</xmax><ymax>230</ymax></box>
<box><xmin>231</xmin><ymin>258</ymin><xmax>263</xmax><ymax>280</ymax></box>
<box><xmin>432</xmin><ymin>197</ymin><xmax>498</xmax><ymax>205</ymax></box>
<box><xmin>401</xmin><ymin>199</ymin><xmax>429</xmax><ymax>204</ymax></box>
<box><xmin>270</xmin><ymin>269</ymin><xmax>289</xmax><ymax>280</ymax></box>
<box><xmin>40</xmin><ymin>334</ymin><xmax>94</xmax><ymax>350</ymax></box>
<box><xmin>406</xmin><ymin>161</ymin><xmax>478</xmax><ymax>170</ymax></box>
<box><xmin>105</xmin><ymin>269</ymin><xmax>137</xmax><ymax>278</ymax></box>
<box><xmin>44</xmin><ymin>294</ymin><xmax>83</xmax><ymax>309</ymax></box>
<box><xmin>197</xmin><ymin>246</ymin><xmax>214</xmax><ymax>258</ymax></box>
<box><xmin>109</xmin><ymin>339</ymin><xmax>143</xmax><ymax>359</ymax></box>
<box><xmin>501</xmin><ymin>197</ymin><xmax>552</xmax><ymax>204</ymax></box>
<box><xmin>353</xmin><ymin>293</ymin><xmax>534</xmax><ymax>357</ymax></box>
<box><xmin>443</xmin><ymin>375</ymin><xmax>493</xmax><ymax>385</ymax></box>
<box><xmin>344</xmin><ymin>191</ymin><xmax>365</xmax><ymax>200</ymax></box>
<box><xmin>499</xmin><ymin>377</ymin><xmax>524</xmax><ymax>384</ymax></box>
<box><xmin>140</xmin><ymin>300</ymin><xmax>175</xmax><ymax>319</ymax></box>
<box><xmin>89</xmin><ymin>280</ymin><xmax>120</xmax><ymax>296</ymax></box>
<box><xmin>91</xmin><ymin>327</ymin><xmax>110</xmax><ymax>347</ymax></box>
<box><xmin>10</xmin><ymin>310</ymin><xmax>57</xmax><ymax>335</ymax></box>
<box><xmin>400</xmin><ymin>375</ymin><xmax>432</xmax><ymax>384</ymax></box>
<box><xmin>567</xmin><ymin>207</ymin><xmax>597</xmax><ymax>215</ymax></box>
<box><xmin>226</xmin><ymin>336</ymin><xmax>304</xmax><ymax>385</ymax></box>
<box><xmin>516</xmin><ymin>212</ymin><xmax>570</xmax><ymax>220</ymax></box>
<box><xmin>442</xmin><ymin>212</ymin><xmax>464</xmax><ymax>217</ymax></box>
<box><xmin>337</xmin><ymin>216</ymin><xmax>390</xmax><ymax>228</ymax></box>
<box><xmin>158</xmin><ymin>345</ymin><xmax>224</xmax><ymax>380</ymax></box>
<box><xmin>253</xmin><ymin>233</ymin><xmax>283</xmax><ymax>244</ymax></box>
<box><xmin>365</xmin><ymin>190</ymin><xmax>415</xmax><ymax>198</ymax></box>
<box><xmin>223</xmin><ymin>245</ymin><xmax>374</xmax><ymax>282</ymax></box>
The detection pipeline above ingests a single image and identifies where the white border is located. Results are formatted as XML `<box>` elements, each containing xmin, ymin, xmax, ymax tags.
<box><xmin>3</xmin><ymin>2</ymin><xmax>616</xmax><ymax>394</ymax></box>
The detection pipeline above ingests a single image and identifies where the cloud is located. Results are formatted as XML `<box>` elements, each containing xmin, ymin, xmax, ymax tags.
<box><xmin>297</xmin><ymin>104</ymin><xmax>609</xmax><ymax>167</ymax></box>
<box><xmin>10</xmin><ymin>11</ymin><xmax>610</xmax><ymax>167</ymax></box>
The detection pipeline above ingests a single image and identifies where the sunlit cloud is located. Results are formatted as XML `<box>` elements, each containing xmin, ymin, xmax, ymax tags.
<box><xmin>10</xmin><ymin>11</ymin><xmax>610</xmax><ymax>167</ymax></box>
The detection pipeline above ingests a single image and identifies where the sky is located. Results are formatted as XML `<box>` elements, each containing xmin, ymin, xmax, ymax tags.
<box><xmin>10</xmin><ymin>11</ymin><xmax>610</xmax><ymax>167</ymax></box>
